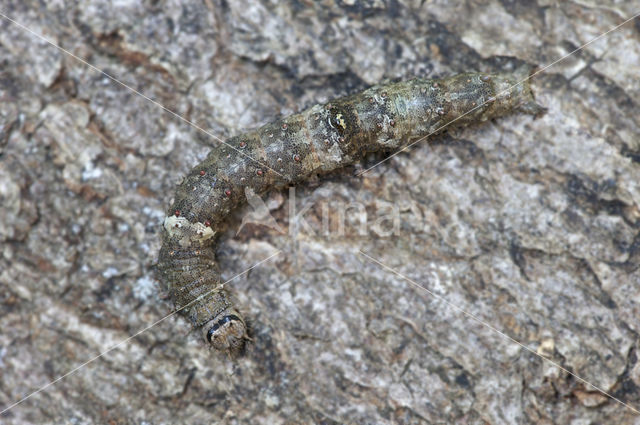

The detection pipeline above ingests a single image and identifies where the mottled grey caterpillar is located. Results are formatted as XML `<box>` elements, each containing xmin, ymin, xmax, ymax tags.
<box><xmin>157</xmin><ymin>65</ymin><xmax>544</xmax><ymax>355</ymax></box>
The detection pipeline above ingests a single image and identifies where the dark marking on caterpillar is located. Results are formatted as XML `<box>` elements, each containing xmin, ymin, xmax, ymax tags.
<box><xmin>157</xmin><ymin>65</ymin><xmax>544</xmax><ymax>355</ymax></box>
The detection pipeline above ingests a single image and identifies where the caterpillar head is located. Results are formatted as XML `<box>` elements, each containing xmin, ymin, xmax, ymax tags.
<box><xmin>203</xmin><ymin>309</ymin><xmax>248</xmax><ymax>354</ymax></box>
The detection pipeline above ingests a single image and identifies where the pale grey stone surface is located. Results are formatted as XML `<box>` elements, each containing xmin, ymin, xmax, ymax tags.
<box><xmin>0</xmin><ymin>1</ymin><xmax>639</xmax><ymax>424</ymax></box>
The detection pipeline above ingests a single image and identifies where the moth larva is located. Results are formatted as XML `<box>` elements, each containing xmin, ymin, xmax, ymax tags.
<box><xmin>157</xmin><ymin>65</ymin><xmax>544</xmax><ymax>355</ymax></box>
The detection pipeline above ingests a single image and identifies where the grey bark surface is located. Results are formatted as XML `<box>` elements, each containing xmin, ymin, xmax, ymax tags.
<box><xmin>1</xmin><ymin>1</ymin><xmax>639</xmax><ymax>424</ymax></box>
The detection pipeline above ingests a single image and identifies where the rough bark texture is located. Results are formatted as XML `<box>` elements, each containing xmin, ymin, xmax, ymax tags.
<box><xmin>1</xmin><ymin>1</ymin><xmax>639</xmax><ymax>424</ymax></box>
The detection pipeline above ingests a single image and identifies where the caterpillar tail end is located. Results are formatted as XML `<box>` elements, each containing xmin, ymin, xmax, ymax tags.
<box><xmin>513</xmin><ymin>64</ymin><xmax>547</xmax><ymax>118</ymax></box>
<box><xmin>491</xmin><ymin>64</ymin><xmax>547</xmax><ymax>120</ymax></box>
<box><xmin>517</xmin><ymin>97</ymin><xmax>547</xmax><ymax>118</ymax></box>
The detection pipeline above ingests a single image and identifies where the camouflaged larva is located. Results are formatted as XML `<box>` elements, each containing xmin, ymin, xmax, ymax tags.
<box><xmin>157</xmin><ymin>65</ymin><xmax>544</xmax><ymax>355</ymax></box>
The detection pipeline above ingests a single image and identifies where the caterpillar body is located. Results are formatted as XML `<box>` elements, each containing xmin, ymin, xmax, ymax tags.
<box><xmin>157</xmin><ymin>65</ymin><xmax>544</xmax><ymax>355</ymax></box>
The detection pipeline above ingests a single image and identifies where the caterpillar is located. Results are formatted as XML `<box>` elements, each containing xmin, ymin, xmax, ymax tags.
<box><xmin>157</xmin><ymin>65</ymin><xmax>544</xmax><ymax>355</ymax></box>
